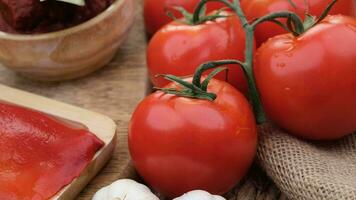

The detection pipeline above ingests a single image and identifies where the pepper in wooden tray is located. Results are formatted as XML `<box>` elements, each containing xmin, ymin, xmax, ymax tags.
<box><xmin>0</xmin><ymin>0</ymin><xmax>114</xmax><ymax>33</ymax></box>
<box><xmin>0</xmin><ymin>102</ymin><xmax>104</xmax><ymax>200</ymax></box>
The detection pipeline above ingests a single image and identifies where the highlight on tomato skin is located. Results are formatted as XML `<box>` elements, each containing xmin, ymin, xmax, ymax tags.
<box><xmin>128</xmin><ymin>78</ymin><xmax>257</xmax><ymax>198</ymax></box>
<box><xmin>144</xmin><ymin>0</ymin><xmax>229</xmax><ymax>36</ymax></box>
<box><xmin>241</xmin><ymin>0</ymin><xmax>356</xmax><ymax>47</ymax></box>
<box><xmin>147</xmin><ymin>11</ymin><xmax>252</xmax><ymax>95</ymax></box>
<box><xmin>254</xmin><ymin>15</ymin><xmax>356</xmax><ymax>140</ymax></box>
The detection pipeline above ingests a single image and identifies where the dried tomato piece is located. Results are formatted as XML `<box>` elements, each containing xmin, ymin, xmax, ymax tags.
<box><xmin>0</xmin><ymin>0</ymin><xmax>45</xmax><ymax>30</ymax></box>
<box><xmin>0</xmin><ymin>102</ymin><xmax>104</xmax><ymax>200</ymax></box>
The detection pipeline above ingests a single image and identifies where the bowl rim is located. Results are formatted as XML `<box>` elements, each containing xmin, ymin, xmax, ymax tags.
<box><xmin>0</xmin><ymin>0</ymin><xmax>126</xmax><ymax>41</ymax></box>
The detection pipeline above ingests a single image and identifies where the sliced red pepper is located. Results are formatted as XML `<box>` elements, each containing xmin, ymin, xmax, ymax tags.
<box><xmin>0</xmin><ymin>102</ymin><xmax>104</xmax><ymax>200</ymax></box>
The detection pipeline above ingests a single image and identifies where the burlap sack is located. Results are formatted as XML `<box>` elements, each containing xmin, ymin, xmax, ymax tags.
<box><xmin>257</xmin><ymin>123</ymin><xmax>356</xmax><ymax>200</ymax></box>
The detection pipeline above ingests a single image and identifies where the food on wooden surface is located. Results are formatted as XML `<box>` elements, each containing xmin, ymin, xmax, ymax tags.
<box><xmin>129</xmin><ymin>67</ymin><xmax>257</xmax><ymax>198</ymax></box>
<box><xmin>254</xmin><ymin>15</ymin><xmax>356</xmax><ymax>140</ymax></box>
<box><xmin>241</xmin><ymin>0</ymin><xmax>355</xmax><ymax>46</ymax></box>
<box><xmin>0</xmin><ymin>0</ymin><xmax>114</xmax><ymax>33</ymax></box>
<box><xmin>147</xmin><ymin>10</ymin><xmax>251</xmax><ymax>95</ymax></box>
<box><xmin>92</xmin><ymin>179</ymin><xmax>159</xmax><ymax>200</ymax></box>
<box><xmin>136</xmin><ymin>2</ymin><xmax>356</xmax><ymax>197</ymax></box>
<box><xmin>145</xmin><ymin>0</ymin><xmax>356</xmax><ymax>141</ymax></box>
<box><xmin>0</xmin><ymin>102</ymin><xmax>104</xmax><ymax>200</ymax></box>
<box><xmin>173</xmin><ymin>190</ymin><xmax>226</xmax><ymax>200</ymax></box>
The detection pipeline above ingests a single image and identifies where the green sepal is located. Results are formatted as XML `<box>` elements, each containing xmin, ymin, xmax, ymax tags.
<box><xmin>316</xmin><ymin>0</ymin><xmax>338</xmax><ymax>24</ymax></box>
<box><xmin>167</xmin><ymin>6</ymin><xmax>194</xmax><ymax>25</ymax></box>
<box><xmin>303</xmin><ymin>14</ymin><xmax>317</xmax><ymax>31</ymax></box>
<box><xmin>168</xmin><ymin>5</ymin><xmax>229</xmax><ymax>25</ymax></box>
<box><xmin>154</xmin><ymin>66</ymin><xmax>231</xmax><ymax>102</ymax></box>
<box><xmin>201</xmin><ymin>67</ymin><xmax>228</xmax><ymax>91</ymax></box>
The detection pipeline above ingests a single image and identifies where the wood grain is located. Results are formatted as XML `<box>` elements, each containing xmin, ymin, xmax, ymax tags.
<box><xmin>0</xmin><ymin>0</ymin><xmax>286</xmax><ymax>199</ymax></box>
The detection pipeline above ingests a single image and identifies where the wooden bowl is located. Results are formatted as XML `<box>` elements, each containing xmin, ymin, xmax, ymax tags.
<box><xmin>0</xmin><ymin>0</ymin><xmax>135</xmax><ymax>81</ymax></box>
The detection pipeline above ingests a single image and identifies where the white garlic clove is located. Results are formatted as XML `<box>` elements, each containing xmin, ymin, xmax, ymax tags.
<box><xmin>173</xmin><ymin>190</ymin><xmax>226</xmax><ymax>200</ymax></box>
<box><xmin>92</xmin><ymin>179</ymin><xmax>159</xmax><ymax>200</ymax></box>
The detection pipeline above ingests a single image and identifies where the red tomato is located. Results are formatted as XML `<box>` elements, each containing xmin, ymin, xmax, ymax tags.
<box><xmin>144</xmin><ymin>0</ymin><xmax>227</xmax><ymax>36</ymax></box>
<box><xmin>147</xmin><ymin>11</ymin><xmax>251</xmax><ymax>95</ymax></box>
<box><xmin>241</xmin><ymin>0</ymin><xmax>356</xmax><ymax>46</ymax></box>
<box><xmin>129</xmin><ymin>78</ymin><xmax>257</xmax><ymax>198</ymax></box>
<box><xmin>254</xmin><ymin>15</ymin><xmax>356</xmax><ymax>140</ymax></box>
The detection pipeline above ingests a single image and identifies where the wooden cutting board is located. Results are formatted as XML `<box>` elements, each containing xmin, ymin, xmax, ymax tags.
<box><xmin>0</xmin><ymin>0</ymin><xmax>284</xmax><ymax>199</ymax></box>
<box><xmin>0</xmin><ymin>84</ymin><xmax>117</xmax><ymax>200</ymax></box>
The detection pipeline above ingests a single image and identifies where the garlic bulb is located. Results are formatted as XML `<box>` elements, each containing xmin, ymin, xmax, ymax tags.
<box><xmin>92</xmin><ymin>179</ymin><xmax>159</xmax><ymax>200</ymax></box>
<box><xmin>173</xmin><ymin>190</ymin><xmax>226</xmax><ymax>200</ymax></box>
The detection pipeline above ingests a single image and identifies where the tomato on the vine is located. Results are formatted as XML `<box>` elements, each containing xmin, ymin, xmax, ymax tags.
<box><xmin>147</xmin><ymin>11</ymin><xmax>252</xmax><ymax>95</ymax></box>
<box><xmin>129</xmin><ymin>76</ymin><xmax>257</xmax><ymax>198</ymax></box>
<box><xmin>144</xmin><ymin>0</ymin><xmax>227</xmax><ymax>36</ymax></box>
<box><xmin>254</xmin><ymin>15</ymin><xmax>356</xmax><ymax>140</ymax></box>
<box><xmin>241</xmin><ymin>0</ymin><xmax>356</xmax><ymax>46</ymax></box>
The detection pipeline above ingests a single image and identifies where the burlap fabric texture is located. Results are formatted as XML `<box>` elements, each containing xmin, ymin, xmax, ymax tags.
<box><xmin>257</xmin><ymin>123</ymin><xmax>356</xmax><ymax>200</ymax></box>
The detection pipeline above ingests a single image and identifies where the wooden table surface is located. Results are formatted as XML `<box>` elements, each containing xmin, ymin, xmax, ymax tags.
<box><xmin>0</xmin><ymin>1</ymin><xmax>286</xmax><ymax>199</ymax></box>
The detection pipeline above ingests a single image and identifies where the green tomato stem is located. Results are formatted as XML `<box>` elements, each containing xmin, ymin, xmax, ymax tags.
<box><xmin>162</xmin><ymin>0</ymin><xmax>340</xmax><ymax>124</ymax></box>
<box><xmin>192</xmin><ymin>0</ymin><xmax>234</xmax><ymax>24</ymax></box>
<box><xmin>250</xmin><ymin>12</ymin><xmax>305</xmax><ymax>36</ymax></box>
<box><xmin>190</xmin><ymin>0</ymin><xmax>331</xmax><ymax>124</ymax></box>
<box><xmin>192</xmin><ymin>0</ymin><xmax>267</xmax><ymax>124</ymax></box>
<box><xmin>155</xmin><ymin>67</ymin><xmax>233</xmax><ymax>101</ymax></box>
<box><xmin>192</xmin><ymin>60</ymin><xmax>245</xmax><ymax>88</ymax></box>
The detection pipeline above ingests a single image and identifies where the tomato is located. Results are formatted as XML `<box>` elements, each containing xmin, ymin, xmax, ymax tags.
<box><xmin>254</xmin><ymin>15</ymin><xmax>356</xmax><ymax>140</ymax></box>
<box><xmin>129</xmin><ymin>78</ymin><xmax>257</xmax><ymax>198</ymax></box>
<box><xmin>241</xmin><ymin>0</ymin><xmax>356</xmax><ymax>46</ymax></box>
<box><xmin>147</xmin><ymin>11</ymin><xmax>251</xmax><ymax>95</ymax></box>
<box><xmin>144</xmin><ymin>0</ymin><xmax>227</xmax><ymax>36</ymax></box>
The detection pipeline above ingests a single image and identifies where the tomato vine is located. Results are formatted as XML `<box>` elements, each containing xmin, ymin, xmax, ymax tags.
<box><xmin>158</xmin><ymin>0</ymin><xmax>339</xmax><ymax>124</ymax></box>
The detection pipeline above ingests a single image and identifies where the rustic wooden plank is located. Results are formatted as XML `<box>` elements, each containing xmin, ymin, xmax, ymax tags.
<box><xmin>0</xmin><ymin>1</ymin><xmax>147</xmax><ymax>197</ymax></box>
<box><xmin>0</xmin><ymin>0</ymin><xmax>286</xmax><ymax>199</ymax></box>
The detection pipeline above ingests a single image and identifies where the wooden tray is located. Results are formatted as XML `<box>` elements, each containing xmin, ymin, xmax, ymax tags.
<box><xmin>0</xmin><ymin>84</ymin><xmax>117</xmax><ymax>200</ymax></box>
